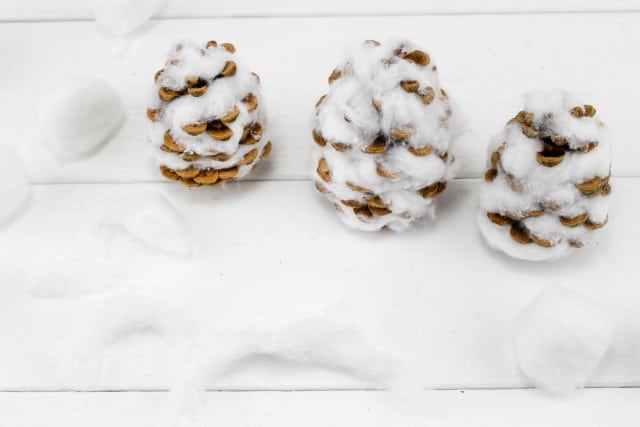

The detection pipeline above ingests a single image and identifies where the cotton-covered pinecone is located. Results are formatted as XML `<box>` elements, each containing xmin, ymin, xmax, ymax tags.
<box><xmin>147</xmin><ymin>40</ymin><xmax>272</xmax><ymax>187</ymax></box>
<box><xmin>311</xmin><ymin>39</ymin><xmax>454</xmax><ymax>231</ymax></box>
<box><xmin>478</xmin><ymin>91</ymin><xmax>611</xmax><ymax>261</ymax></box>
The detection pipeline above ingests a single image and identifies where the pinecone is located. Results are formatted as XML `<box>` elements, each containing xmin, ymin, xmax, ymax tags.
<box><xmin>311</xmin><ymin>39</ymin><xmax>454</xmax><ymax>231</ymax></box>
<box><xmin>147</xmin><ymin>40</ymin><xmax>272</xmax><ymax>187</ymax></box>
<box><xmin>478</xmin><ymin>91</ymin><xmax>611</xmax><ymax>261</ymax></box>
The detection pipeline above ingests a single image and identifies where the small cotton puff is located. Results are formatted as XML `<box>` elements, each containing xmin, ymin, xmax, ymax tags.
<box><xmin>478</xmin><ymin>90</ymin><xmax>611</xmax><ymax>261</ymax></box>
<box><xmin>311</xmin><ymin>39</ymin><xmax>455</xmax><ymax>232</ymax></box>
<box><xmin>39</xmin><ymin>76</ymin><xmax>125</xmax><ymax>160</ymax></box>
<box><xmin>515</xmin><ymin>286</ymin><xmax>613</xmax><ymax>395</ymax></box>
<box><xmin>0</xmin><ymin>146</ymin><xmax>30</xmax><ymax>224</ymax></box>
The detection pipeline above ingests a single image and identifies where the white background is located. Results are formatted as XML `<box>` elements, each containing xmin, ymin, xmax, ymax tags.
<box><xmin>0</xmin><ymin>1</ymin><xmax>639</xmax><ymax>425</ymax></box>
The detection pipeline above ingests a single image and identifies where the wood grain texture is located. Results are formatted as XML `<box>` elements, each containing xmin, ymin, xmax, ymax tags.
<box><xmin>1</xmin><ymin>0</ymin><xmax>638</xmax><ymax>21</ymax></box>
<box><xmin>1</xmin><ymin>13</ymin><xmax>637</xmax><ymax>183</ymax></box>
<box><xmin>0</xmin><ymin>179</ymin><xmax>635</xmax><ymax>390</ymax></box>
<box><xmin>1</xmin><ymin>5</ymin><xmax>639</xmax><ymax>412</ymax></box>
<box><xmin>0</xmin><ymin>389</ymin><xmax>638</xmax><ymax>426</ymax></box>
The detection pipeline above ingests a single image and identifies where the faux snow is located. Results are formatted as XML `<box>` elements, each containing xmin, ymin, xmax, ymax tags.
<box><xmin>0</xmin><ymin>146</ymin><xmax>30</xmax><ymax>224</ymax></box>
<box><xmin>515</xmin><ymin>286</ymin><xmax>613</xmax><ymax>395</ymax></box>
<box><xmin>23</xmin><ymin>193</ymin><xmax>192</xmax><ymax>299</ymax></box>
<box><xmin>170</xmin><ymin>314</ymin><xmax>420</xmax><ymax>425</ymax></box>
<box><xmin>311</xmin><ymin>39</ymin><xmax>455</xmax><ymax>231</ymax></box>
<box><xmin>39</xmin><ymin>76</ymin><xmax>125</xmax><ymax>160</ymax></box>
<box><xmin>105</xmin><ymin>192</ymin><xmax>193</xmax><ymax>257</ymax></box>
<box><xmin>91</xmin><ymin>0</ymin><xmax>164</xmax><ymax>37</ymax></box>
<box><xmin>148</xmin><ymin>40</ymin><xmax>272</xmax><ymax>187</ymax></box>
<box><xmin>478</xmin><ymin>91</ymin><xmax>612</xmax><ymax>261</ymax></box>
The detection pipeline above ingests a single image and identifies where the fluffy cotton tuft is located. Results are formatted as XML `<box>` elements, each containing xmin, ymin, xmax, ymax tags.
<box><xmin>107</xmin><ymin>192</ymin><xmax>194</xmax><ymax>257</ymax></box>
<box><xmin>311</xmin><ymin>39</ymin><xmax>454</xmax><ymax>231</ymax></box>
<box><xmin>38</xmin><ymin>76</ymin><xmax>125</xmax><ymax>160</ymax></box>
<box><xmin>168</xmin><ymin>314</ymin><xmax>420</xmax><ymax>425</ymax></box>
<box><xmin>478</xmin><ymin>91</ymin><xmax>612</xmax><ymax>261</ymax></box>
<box><xmin>515</xmin><ymin>286</ymin><xmax>613</xmax><ymax>395</ymax></box>
<box><xmin>0</xmin><ymin>146</ymin><xmax>30</xmax><ymax>224</ymax></box>
<box><xmin>147</xmin><ymin>40</ymin><xmax>272</xmax><ymax>187</ymax></box>
<box><xmin>91</xmin><ymin>0</ymin><xmax>164</xmax><ymax>37</ymax></box>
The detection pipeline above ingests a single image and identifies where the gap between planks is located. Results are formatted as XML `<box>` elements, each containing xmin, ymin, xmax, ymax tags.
<box><xmin>2</xmin><ymin>385</ymin><xmax>640</xmax><ymax>393</ymax></box>
<box><xmin>1</xmin><ymin>9</ymin><xmax>640</xmax><ymax>24</ymax></box>
<box><xmin>26</xmin><ymin>176</ymin><xmax>639</xmax><ymax>186</ymax></box>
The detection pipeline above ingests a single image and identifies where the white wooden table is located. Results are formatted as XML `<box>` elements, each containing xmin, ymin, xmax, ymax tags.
<box><xmin>1</xmin><ymin>1</ymin><xmax>639</xmax><ymax>425</ymax></box>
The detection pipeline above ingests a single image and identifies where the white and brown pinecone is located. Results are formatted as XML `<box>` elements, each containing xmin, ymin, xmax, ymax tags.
<box><xmin>478</xmin><ymin>91</ymin><xmax>611</xmax><ymax>261</ymax></box>
<box><xmin>147</xmin><ymin>40</ymin><xmax>272</xmax><ymax>187</ymax></box>
<box><xmin>311</xmin><ymin>39</ymin><xmax>454</xmax><ymax>231</ymax></box>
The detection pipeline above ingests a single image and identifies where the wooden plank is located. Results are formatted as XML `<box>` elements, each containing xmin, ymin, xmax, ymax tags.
<box><xmin>0</xmin><ymin>389</ymin><xmax>638</xmax><ymax>426</ymax></box>
<box><xmin>0</xmin><ymin>13</ymin><xmax>638</xmax><ymax>183</ymax></box>
<box><xmin>1</xmin><ymin>0</ymin><xmax>638</xmax><ymax>21</ymax></box>
<box><xmin>0</xmin><ymin>178</ymin><xmax>636</xmax><ymax>390</ymax></box>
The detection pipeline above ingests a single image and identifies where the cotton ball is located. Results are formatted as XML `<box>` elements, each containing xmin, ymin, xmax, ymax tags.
<box><xmin>311</xmin><ymin>39</ymin><xmax>455</xmax><ymax>231</ymax></box>
<box><xmin>39</xmin><ymin>77</ymin><xmax>125</xmax><ymax>160</ymax></box>
<box><xmin>147</xmin><ymin>40</ymin><xmax>272</xmax><ymax>187</ymax></box>
<box><xmin>110</xmin><ymin>192</ymin><xmax>194</xmax><ymax>257</ymax></box>
<box><xmin>478</xmin><ymin>90</ymin><xmax>611</xmax><ymax>261</ymax></box>
<box><xmin>515</xmin><ymin>286</ymin><xmax>613</xmax><ymax>395</ymax></box>
<box><xmin>0</xmin><ymin>146</ymin><xmax>30</xmax><ymax>224</ymax></box>
<box><xmin>91</xmin><ymin>0</ymin><xmax>164</xmax><ymax>37</ymax></box>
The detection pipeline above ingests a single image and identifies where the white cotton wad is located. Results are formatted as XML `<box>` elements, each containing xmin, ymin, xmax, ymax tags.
<box><xmin>107</xmin><ymin>192</ymin><xmax>194</xmax><ymax>257</ymax></box>
<box><xmin>311</xmin><ymin>39</ymin><xmax>455</xmax><ymax>231</ymax></box>
<box><xmin>515</xmin><ymin>286</ymin><xmax>613</xmax><ymax>395</ymax></box>
<box><xmin>167</xmin><ymin>315</ymin><xmax>421</xmax><ymax>426</ymax></box>
<box><xmin>38</xmin><ymin>77</ymin><xmax>125</xmax><ymax>160</ymax></box>
<box><xmin>91</xmin><ymin>0</ymin><xmax>164</xmax><ymax>37</ymax></box>
<box><xmin>478</xmin><ymin>91</ymin><xmax>612</xmax><ymax>261</ymax></box>
<box><xmin>147</xmin><ymin>40</ymin><xmax>272</xmax><ymax>187</ymax></box>
<box><xmin>0</xmin><ymin>146</ymin><xmax>30</xmax><ymax>224</ymax></box>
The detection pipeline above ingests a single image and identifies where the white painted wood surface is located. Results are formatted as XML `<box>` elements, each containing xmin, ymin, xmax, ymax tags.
<box><xmin>1</xmin><ymin>14</ymin><xmax>639</xmax><ymax>183</ymax></box>
<box><xmin>1</xmin><ymin>0</ymin><xmax>638</xmax><ymax>21</ymax></box>
<box><xmin>0</xmin><ymin>389</ymin><xmax>639</xmax><ymax>427</ymax></box>
<box><xmin>1</xmin><ymin>2</ymin><xmax>639</xmax><ymax>425</ymax></box>
<box><xmin>0</xmin><ymin>179</ymin><xmax>637</xmax><ymax>390</ymax></box>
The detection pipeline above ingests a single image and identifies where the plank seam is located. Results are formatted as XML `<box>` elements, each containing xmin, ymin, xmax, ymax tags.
<box><xmin>0</xmin><ymin>9</ymin><xmax>639</xmax><ymax>24</ymax></box>
<box><xmin>1</xmin><ymin>385</ymin><xmax>639</xmax><ymax>393</ymax></box>
<box><xmin>27</xmin><ymin>176</ymin><xmax>636</xmax><ymax>186</ymax></box>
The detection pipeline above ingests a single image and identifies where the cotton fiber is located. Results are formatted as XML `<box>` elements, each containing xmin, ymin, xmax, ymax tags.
<box><xmin>311</xmin><ymin>39</ymin><xmax>455</xmax><ymax>231</ymax></box>
<box><xmin>39</xmin><ymin>76</ymin><xmax>125</xmax><ymax>159</ymax></box>
<box><xmin>515</xmin><ymin>286</ymin><xmax>613</xmax><ymax>395</ymax></box>
<box><xmin>478</xmin><ymin>91</ymin><xmax>612</xmax><ymax>261</ymax></box>
<box><xmin>147</xmin><ymin>40</ymin><xmax>272</xmax><ymax>187</ymax></box>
